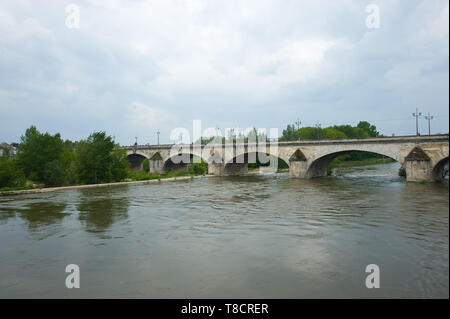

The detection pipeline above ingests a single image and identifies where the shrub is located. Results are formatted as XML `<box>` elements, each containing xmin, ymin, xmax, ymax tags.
<box><xmin>188</xmin><ymin>161</ymin><xmax>208</xmax><ymax>175</ymax></box>
<box><xmin>143</xmin><ymin>159</ymin><xmax>150</xmax><ymax>173</ymax></box>
<box><xmin>0</xmin><ymin>158</ymin><xmax>26</xmax><ymax>189</ymax></box>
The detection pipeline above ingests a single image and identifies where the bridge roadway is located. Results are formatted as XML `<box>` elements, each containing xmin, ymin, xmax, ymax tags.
<box><xmin>125</xmin><ymin>134</ymin><xmax>449</xmax><ymax>182</ymax></box>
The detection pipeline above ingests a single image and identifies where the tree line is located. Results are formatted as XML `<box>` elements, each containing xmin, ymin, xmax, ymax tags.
<box><xmin>0</xmin><ymin>126</ymin><xmax>129</xmax><ymax>190</ymax></box>
<box><xmin>279</xmin><ymin>121</ymin><xmax>380</xmax><ymax>141</ymax></box>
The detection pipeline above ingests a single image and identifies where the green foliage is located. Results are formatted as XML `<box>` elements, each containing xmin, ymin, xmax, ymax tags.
<box><xmin>1</xmin><ymin>147</ymin><xmax>10</xmax><ymax>158</ymax></box>
<box><xmin>143</xmin><ymin>158</ymin><xmax>150</xmax><ymax>173</ymax></box>
<box><xmin>357</xmin><ymin>121</ymin><xmax>380</xmax><ymax>137</ymax></box>
<box><xmin>43</xmin><ymin>159</ymin><xmax>64</xmax><ymax>187</ymax></box>
<box><xmin>322</xmin><ymin>127</ymin><xmax>348</xmax><ymax>139</ymax></box>
<box><xmin>75</xmin><ymin>132</ymin><xmax>129</xmax><ymax>184</ymax></box>
<box><xmin>174</xmin><ymin>169</ymin><xmax>188</xmax><ymax>177</ymax></box>
<box><xmin>17</xmin><ymin>126</ymin><xmax>65</xmax><ymax>182</ymax></box>
<box><xmin>129</xmin><ymin>171</ymin><xmax>160</xmax><ymax>181</ymax></box>
<box><xmin>247</xmin><ymin>154</ymin><xmax>289</xmax><ymax>169</ymax></box>
<box><xmin>280</xmin><ymin>124</ymin><xmax>299</xmax><ymax>141</ymax></box>
<box><xmin>110</xmin><ymin>146</ymin><xmax>130</xmax><ymax>182</ymax></box>
<box><xmin>0</xmin><ymin>158</ymin><xmax>26</xmax><ymax>189</ymax></box>
<box><xmin>280</xmin><ymin>121</ymin><xmax>380</xmax><ymax>141</ymax></box>
<box><xmin>189</xmin><ymin>161</ymin><xmax>208</xmax><ymax>175</ymax></box>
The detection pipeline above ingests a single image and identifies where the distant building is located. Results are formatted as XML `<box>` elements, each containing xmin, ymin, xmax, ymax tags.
<box><xmin>0</xmin><ymin>143</ymin><xmax>18</xmax><ymax>158</ymax></box>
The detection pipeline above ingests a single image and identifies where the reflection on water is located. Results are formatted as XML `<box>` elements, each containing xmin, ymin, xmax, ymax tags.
<box><xmin>77</xmin><ymin>187</ymin><xmax>130</xmax><ymax>235</ymax></box>
<box><xmin>0</xmin><ymin>163</ymin><xmax>448</xmax><ymax>298</ymax></box>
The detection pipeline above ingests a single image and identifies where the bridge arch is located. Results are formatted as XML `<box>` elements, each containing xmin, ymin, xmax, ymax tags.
<box><xmin>223</xmin><ymin>152</ymin><xmax>289</xmax><ymax>176</ymax></box>
<box><xmin>431</xmin><ymin>156</ymin><xmax>449</xmax><ymax>181</ymax></box>
<box><xmin>306</xmin><ymin>149</ymin><xmax>399</xmax><ymax>178</ymax></box>
<box><xmin>126</xmin><ymin>152</ymin><xmax>149</xmax><ymax>171</ymax></box>
<box><xmin>162</xmin><ymin>153</ymin><xmax>209</xmax><ymax>173</ymax></box>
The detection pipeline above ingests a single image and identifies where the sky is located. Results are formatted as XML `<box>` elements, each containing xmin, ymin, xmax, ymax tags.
<box><xmin>0</xmin><ymin>0</ymin><xmax>448</xmax><ymax>145</ymax></box>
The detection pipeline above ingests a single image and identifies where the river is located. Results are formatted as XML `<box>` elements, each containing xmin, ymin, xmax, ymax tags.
<box><xmin>0</xmin><ymin>162</ymin><xmax>448</xmax><ymax>298</ymax></box>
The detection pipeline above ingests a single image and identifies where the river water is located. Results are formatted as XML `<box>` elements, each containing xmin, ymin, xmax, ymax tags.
<box><xmin>0</xmin><ymin>162</ymin><xmax>448</xmax><ymax>298</ymax></box>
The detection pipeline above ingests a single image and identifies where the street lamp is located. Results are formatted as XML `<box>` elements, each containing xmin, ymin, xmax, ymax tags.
<box><xmin>315</xmin><ymin>122</ymin><xmax>321</xmax><ymax>140</ymax></box>
<box><xmin>295</xmin><ymin>118</ymin><xmax>302</xmax><ymax>131</ymax></box>
<box><xmin>157</xmin><ymin>130</ymin><xmax>160</xmax><ymax>145</ymax></box>
<box><xmin>424</xmin><ymin>113</ymin><xmax>434</xmax><ymax>136</ymax></box>
<box><xmin>412</xmin><ymin>108</ymin><xmax>422</xmax><ymax>136</ymax></box>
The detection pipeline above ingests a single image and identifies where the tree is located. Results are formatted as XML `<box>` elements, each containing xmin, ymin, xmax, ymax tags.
<box><xmin>0</xmin><ymin>157</ymin><xmax>26</xmax><ymax>189</ymax></box>
<box><xmin>59</xmin><ymin>140</ymin><xmax>77</xmax><ymax>185</ymax></box>
<box><xmin>43</xmin><ymin>160</ymin><xmax>64</xmax><ymax>187</ymax></box>
<box><xmin>280</xmin><ymin>124</ymin><xmax>299</xmax><ymax>141</ymax></box>
<box><xmin>17</xmin><ymin>126</ymin><xmax>65</xmax><ymax>181</ymax></box>
<box><xmin>322</xmin><ymin>128</ymin><xmax>347</xmax><ymax>139</ymax></box>
<box><xmin>357</xmin><ymin>121</ymin><xmax>379</xmax><ymax>137</ymax></box>
<box><xmin>75</xmin><ymin>132</ymin><xmax>129</xmax><ymax>184</ymax></box>
<box><xmin>110</xmin><ymin>146</ymin><xmax>130</xmax><ymax>182</ymax></box>
<box><xmin>298</xmin><ymin>126</ymin><xmax>323</xmax><ymax>140</ymax></box>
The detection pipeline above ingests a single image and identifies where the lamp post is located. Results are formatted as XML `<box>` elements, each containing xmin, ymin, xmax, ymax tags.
<box><xmin>157</xmin><ymin>130</ymin><xmax>160</xmax><ymax>145</ymax></box>
<box><xmin>295</xmin><ymin>118</ymin><xmax>302</xmax><ymax>131</ymax></box>
<box><xmin>412</xmin><ymin>108</ymin><xmax>422</xmax><ymax>136</ymax></box>
<box><xmin>315</xmin><ymin>122</ymin><xmax>321</xmax><ymax>140</ymax></box>
<box><xmin>424</xmin><ymin>113</ymin><xmax>433</xmax><ymax>136</ymax></box>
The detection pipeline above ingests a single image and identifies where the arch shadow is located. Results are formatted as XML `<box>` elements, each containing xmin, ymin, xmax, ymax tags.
<box><xmin>162</xmin><ymin>153</ymin><xmax>209</xmax><ymax>173</ymax></box>
<box><xmin>126</xmin><ymin>153</ymin><xmax>148</xmax><ymax>171</ymax></box>
<box><xmin>432</xmin><ymin>156</ymin><xmax>449</xmax><ymax>181</ymax></box>
<box><xmin>307</xmin><ymin>150</ymin><xmax>399</xmax><ymax>178</ymax></box>
<box><xmin>223</xmin><ymin>152</ymin><xmax>289</xmax><ymax>176</ymax></box>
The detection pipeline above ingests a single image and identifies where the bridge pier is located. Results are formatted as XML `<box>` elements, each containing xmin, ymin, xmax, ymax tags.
<box><xmin>404</xmin><ymin>146</ymin><xmax>433</xmax><ymax>182</ymax></box>
<box><xmin>289</xmin><ymin>160</ymin><xmax>309</xmax><ymax>178</ymax></box>
<box><xmin>149</xmin><ymin>159</ymin><xmax>163</xmax><ymax>174</ymax></box>
<box><xmin>405</xmin><ymin>160</ymin><xmax>432</xmax><ymax>182</ymax></box>
<box><xmin>208</xmin><ymin>163</ymin><xmax>224</xmax><ymax>175</ymax></box>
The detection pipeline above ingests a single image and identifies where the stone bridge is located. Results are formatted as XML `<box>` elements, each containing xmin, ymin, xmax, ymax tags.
<box><xmin>125</xmin><ymin>135</ymin><xmax>449</xmax><ymax>182</ymax></box>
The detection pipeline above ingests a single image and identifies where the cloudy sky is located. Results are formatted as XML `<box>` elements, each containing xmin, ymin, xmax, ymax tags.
<box><xmin>0</xmin><ymin>0</ymin><xmax>448</xmax><ymax>145</ymax></box>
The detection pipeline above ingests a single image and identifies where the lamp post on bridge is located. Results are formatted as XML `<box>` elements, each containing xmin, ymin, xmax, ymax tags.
<box><xmin>315</xmin><ymin>122</ymin><xmax>321</xmax><ymax>140</ymax></box>
<box><xmin>157</xmin><ymin>130</ymin><xmax>160</xmax><ymax>145</ymax></box>
<box><xmin>295</xmin><ymin>118</ymin><xmax>302</xmax><ymax>131</ymax></box>
<box><xmin>412</xmin><ymin>108</ymin><xmax>422</xmax><ymax>136</ymax></box>
<box><xmin>424</xmin><ymin>113</ymin><xmax>433</xmax><ymax>136</ymax></box>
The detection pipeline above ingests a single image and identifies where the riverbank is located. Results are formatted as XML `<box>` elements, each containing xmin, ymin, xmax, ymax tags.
<box><xmin>329</xmin><ymin>157</ymin><xmax>396</xmax><ymax>169</ymax></box>
<box><xmin>0</xmin><ymin>174</ymin><xmax>211</xmax><ymax>196</ymax></box>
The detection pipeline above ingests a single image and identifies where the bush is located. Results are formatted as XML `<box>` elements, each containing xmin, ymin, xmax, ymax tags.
<box><xmin>143</xmin><ymin>159</ymin><xmax>150</xmax><ymax>173</ymax></box>
<box><xmin>188</xmin><ymin>161</ymin><xmax>208</xmax><ymax>175</ymax></box>
<box><xmin>129</xmin><ymin>171</ymin><xmax>160</xmax><ymax>181</ymax></box>
<box><xmin>174</xmin><ymin>169</ymin><xmax>188</xmax><ymax>177</ymax></box>
<box><xmin>0</xmin><ymin>158</ymin><xmax>26</xmax><ymax>189</ymax></box>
